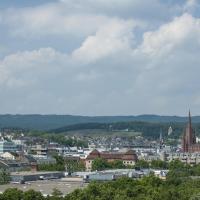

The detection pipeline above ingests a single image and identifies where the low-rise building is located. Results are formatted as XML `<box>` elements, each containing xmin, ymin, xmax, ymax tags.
<box><xmin>0</xmin><ymin>140</ymin><xmax>18</xmax><ymax>153</ymax></box>
<box><xmin>32</xmin><ymin>155</ymin><xmax>56</xmax><ymax>165</ymax></box>
<box><xmin>0</xmin><ymin>158</ymin><xmax>36</xmax><ymax>172</ymax></box>
<box><xmin>82</xmin><ymin>169</ymin><xmax>152</xmax><ymax>182</ymax></box>
<box><xmin>85</xmin><ymin>149</ymin><xmax>138</xmax><ymax>171</ymax></box>
<box><xmin>31</xmin><ymin>145</ymin><xmax>48</xmax><ymax>156</ymax></box>
<box><xmin>0</xmin><ymin>152</ymin><xmax>19</xmax><ymax>160</ymax></box>
<box><xmin>11</xmin><ymin>171</ymin><xmax>64</xmax><ymax>183</ymax></box>
<box><xmin>167</xmin><ymin>152</ymin><xmax>200</xmax><ymax>165</ymax></box>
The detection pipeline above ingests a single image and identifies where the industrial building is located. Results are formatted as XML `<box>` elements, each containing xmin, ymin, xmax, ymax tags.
<box><xmin>11</xmin><ymin>171</ymin><xmax>65</xmax><ymax>183</ymax></box>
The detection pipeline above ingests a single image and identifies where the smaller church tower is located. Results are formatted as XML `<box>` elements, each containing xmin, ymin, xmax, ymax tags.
<box><xmin>159</xmin><ymin>129</ymin><xmax>164</xmax><ymax>149</ymax></box>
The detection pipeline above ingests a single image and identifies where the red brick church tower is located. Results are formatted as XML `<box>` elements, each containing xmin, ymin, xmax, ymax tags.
<box><xmin>182</xmin><ymin>111</ymin><xmax>196</xmax><ymax>152</ymax></box>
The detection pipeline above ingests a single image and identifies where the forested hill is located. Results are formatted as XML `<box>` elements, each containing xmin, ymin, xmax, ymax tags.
<box><xmin>0</xmin><ymin>114</ymin><xmax>199</xmax><ymax>130</ymax></box>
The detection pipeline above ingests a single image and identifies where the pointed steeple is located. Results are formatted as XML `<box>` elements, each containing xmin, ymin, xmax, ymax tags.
<box><xmin>159</xmin><ymin>129</ymin><xmax>162</xmax><ymax>142</ymax></box>
<box><xmin>159</xmin><ymin>128</ymin><xmax>163</xmax><ymax>149</ymax></box>
<box><xmin>182</xmin><ymin>110</ymin><xmax>196</xmax><ymax>152</ymax></box>
<box><xmin>189</xmin><ymin>109</ymin><xmax>192</xmax><ymax>128</ymax></box>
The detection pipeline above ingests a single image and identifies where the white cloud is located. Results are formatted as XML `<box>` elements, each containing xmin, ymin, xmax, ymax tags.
<box><xmin>59</xmin><ymin>0</ymin><xmax>183</xmax><ymax>20</ymax></box>
<box><xmin>0</xmin><ymin>48</ymin><xmax>68</xmax><ymax>89</ymax></box>
<box><xmin>0</xmin><ymin>0</ymin><xmax>186</xmax><ymax>39</ymax></box>
<box><xmin>2</xmin><ymin>6</ymin><xmax>110</xmax><ymax>38</ymax></box>
<box><xmin>139</xmin><ymin>13</ymin><xmax>200</xmax><ymax>56</ymax></box>
<box><xmin>129</xmin><ymin>14</ymin><xmax>200</xmax><ymax>114</ymax></box>
<box><xmin>1</xmin><ymin>1</ymin><xmax>200</xmax><ymax>115</ymax></box>
<box><xmin>184</xmin><ymin>0</ymin><xmax>198</xmax><ymax>10</ymax></box>
<box><xmin>72</xmin><ymin>19</ymin><xmax>138</xmax><ymax>64</ymax></box>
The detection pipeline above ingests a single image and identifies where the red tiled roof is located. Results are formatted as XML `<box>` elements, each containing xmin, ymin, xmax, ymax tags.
<box><xmin>101</xmin><ymin>153</ymin><xmax>124</xmax><ymax>160</ymax></box>
<box><xmin>124</xmin><ymin>149</ymin><xmax>136</xmax><ymax>155</ymax></box>
<box><xmin>87</xmin><ymin>149</ymin><xmax>137</xmax><ymax>161</ymax></box>
<box><xmin>90</xmin><ymin>149</ymin><xmax>101</xmax><ymax>155</ymax></box>
<box><xmin>87</xmin><ymin>149</ymin><xmax>101</xmax><ymax>159</ymax></box>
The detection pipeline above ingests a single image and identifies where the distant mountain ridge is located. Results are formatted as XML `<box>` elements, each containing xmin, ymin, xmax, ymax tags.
<box><xmin>0</xmin><ymin>114</ymin><xmax>198</xmax><ymax>131</ymax></box>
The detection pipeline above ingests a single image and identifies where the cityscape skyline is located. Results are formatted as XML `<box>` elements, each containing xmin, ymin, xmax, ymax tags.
<box><xmin>0</xmin><ymin>2</ymin><xmax>200</xmax><ymax>198</ymax></box>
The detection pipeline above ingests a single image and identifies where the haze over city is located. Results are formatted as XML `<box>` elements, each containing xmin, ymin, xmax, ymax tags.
<box><xmin>0</xmin><ymin>0</ymin><xmax>200</xmax><ymax>116</ymax></box>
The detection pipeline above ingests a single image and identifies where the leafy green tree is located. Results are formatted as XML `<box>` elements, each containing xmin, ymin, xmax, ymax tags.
<box><xmin>65</xmin><ymin>159</ymin><xmax>85</xmax><ymax>173</ymax></box>
<box><xmin>151</xmin><ymin>160</ymin><xmax>168</xmax><ymax>169</ymax></box>
<box><xmin>64</xmin><ymin>189</ymin><xmax>84</xmax><ymax>200</ymax></box>
<box><xmin>140</xmin><ymin>173</ymin><xmax>162</xmax><ymax>187</ymax></box>
<box><xmin>38</xmin><ymin>163</ymin><xmax>65</xmax><ymax>171</ymax></box>
<box><xmin>51</xmin><ymin>188</ymin><xmax>63</xmax><ymax>197</ymax></box>
<box><xmin>23</xmin><ymin>189</ymin><xmax>44</xmax><ymax>200</ymax></box>
<box><xmin>0</xmin><ymin>169</ymin><xmax>10</xmax><ymax>184</ymax></box>
<box><xmin>134</xmin><ymin>159</ymin><xmax>149</xmax><ymax>169</ymax></box>
<box><xmin>111</xmin><ymin>160</ymin><xmax>125</xmax><ymax>169</ymax></box>
<box><xmin>38</xmin><ymin>154</ymin><xmax>65</xmax><ymax>171</ymax></box>
<box><xmin>2</xmin><ymin>188</ymin><xmax>23</xmax><ymax>200</ymax></box>
<box><xmin>191</xmin><ymin>164</ymin><xmax>200</xmax><ymax>176</ymax></box>
<box><xmin>53</xmin><ymin>155</ymin><xmax>64</xmax><ymax>166</ymax></box>
<box><xmin>92</xmin><ymin>158</ymin><xmax>111</xmax><ymax>171</ymax></box>
<box><xmin>168</xmin><ymin>160</ymin><xmax>185</xmax><ymax>170</ymax></box>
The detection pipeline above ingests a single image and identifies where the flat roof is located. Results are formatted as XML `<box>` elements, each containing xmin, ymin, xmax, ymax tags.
<box><xmin>11</xmin><ymin>171</ymin><xmax>63</xmax><ymax>176</ymax></box>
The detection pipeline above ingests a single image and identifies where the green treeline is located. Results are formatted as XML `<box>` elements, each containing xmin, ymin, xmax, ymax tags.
<box><xmin>50</xmin><ymin>121</ymin><xmax>200</xmax><ymax>139</ymax></box>
<box><xmin>1</xmin><ymin>114</ymin><xmax>200</xmax><ymax>131</ymax></box>
<box><xmin>92</xmin><ymin>158</ymin><xmax>127</xmax><ymax>171</ymax></box>
<box><xmin>66</xmin><ymin>176</ymin><xmax>200</xmax><ymax>200</ymax></box>
<box><xmin>24</xmin><ymin>120</ymin><xmax>200</xmax><ymax>140</ymax></box>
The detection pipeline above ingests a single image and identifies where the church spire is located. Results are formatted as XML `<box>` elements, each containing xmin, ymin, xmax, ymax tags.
<box><xmin>189</xmin><ymin>109</ymin><xmax>192</xmax><ymax>128</ymax></box>
<box><xmin>159</xmin><ymin>128</ymin><xmax>163</xmax><ymax>149</ymax></box>
<box><xmin>182</xmin><ymin>110</ymin><xmax>196</xmax><ymax>152</ymax></box>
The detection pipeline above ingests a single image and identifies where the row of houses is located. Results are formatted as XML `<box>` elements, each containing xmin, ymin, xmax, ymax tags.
<box><xmin>0</xmin><ymin>148</ymin><xmax>139</xmax><ymax>172</ymax></box>
<box><xmin>0</xmin><ymin>152</ymin><xmax>57</xmax><ymax>172</ymax></box>
<box><xmin>167</xmin><ymin>152</ymin><xmax>200</xmax><ymax>165</ymax></box>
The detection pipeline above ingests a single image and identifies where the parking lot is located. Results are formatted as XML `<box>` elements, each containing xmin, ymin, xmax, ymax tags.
<box><xmin>0</xmin><ymin>179</ymin><xmax>87</xmax><ymax>196</ymax></box>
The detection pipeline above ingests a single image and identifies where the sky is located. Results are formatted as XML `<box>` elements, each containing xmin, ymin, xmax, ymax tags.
<box><xmin>0</xmin><ymin>0</ymin><xmax>200</xmax><ymax>116</ymax></box>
